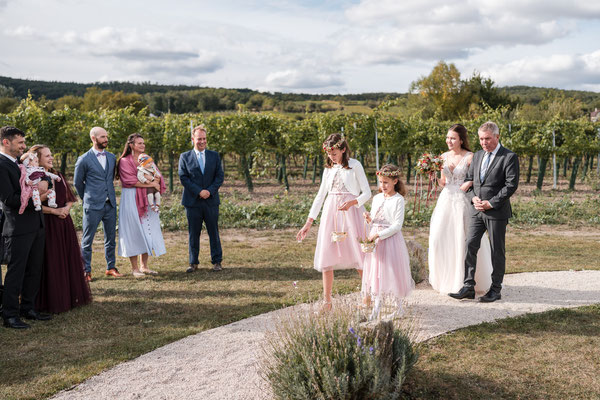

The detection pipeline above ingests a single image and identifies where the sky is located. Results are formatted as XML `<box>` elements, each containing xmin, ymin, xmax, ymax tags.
<box><xmin>1</xmin><ymin>0</ymin><xmax>600</xmax><ymax>94</ymax></box>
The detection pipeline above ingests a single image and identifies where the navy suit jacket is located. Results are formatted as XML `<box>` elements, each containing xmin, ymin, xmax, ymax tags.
<box><xmin>0</xmin><ymin>154</ymin><xmax>44</xmax><ymax>236</ymax></box>
<box><xmin>465</xmin><ymin>145</ymin><xmax>519</xmax><ymax>220</ymax></box>
<box><xmin>178</xmin><ymin>149</ymin><xmax>224</xmax><ymax>208</ymax></box>
<box><xmin>73</xmin><ymin>149</ymin><xmax>117</xmax><ymax>210</ymax></box>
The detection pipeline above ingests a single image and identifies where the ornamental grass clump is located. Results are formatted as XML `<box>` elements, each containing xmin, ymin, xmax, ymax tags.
<box><xmin>260</xmin><ymin>301</ymin><xmax>418</xmax><ymax>399</ymax></box>
<box><xmin>406</xmin><ymin>239</ymin><xmax>428</xmax><ymax>284</ymax></box>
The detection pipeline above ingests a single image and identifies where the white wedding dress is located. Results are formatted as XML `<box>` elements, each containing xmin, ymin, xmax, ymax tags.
<box><xmin>428</xmin><ymin>153</ymin><xmax>493</xmax><ymax>294</ymax></box>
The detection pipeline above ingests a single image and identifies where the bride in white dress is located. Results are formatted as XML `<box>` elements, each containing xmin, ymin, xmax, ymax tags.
<box><xmin>428</xmin><ymin>124</ymin><xmax>493</xmax><ymax>294</ymax></box>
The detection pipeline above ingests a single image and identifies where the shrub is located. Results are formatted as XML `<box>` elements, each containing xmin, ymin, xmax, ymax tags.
<box><xmin>406</xmin><ymin>240</ymin><xmax>427</xmax><ymax>284</ymax></box>
<box><xmin>261</xmin><ymin>302</ymin><xmax>418</xmax><ymax>399</ymax></box>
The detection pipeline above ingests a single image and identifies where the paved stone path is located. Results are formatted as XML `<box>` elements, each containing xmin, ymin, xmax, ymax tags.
<box><xmin>51</xmin><ymin>270</ymin><xmax>600</xmax><ymax>400</ymax></box>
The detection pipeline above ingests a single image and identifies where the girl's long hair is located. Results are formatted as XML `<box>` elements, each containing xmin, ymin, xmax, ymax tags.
<box><xmin>448</xmin><ymin>124</ymin><xmax>471</xmax><ymax>152</ymax></box>
<box><xmin>377</xmin><ymin>164</ymin><xmax>407</xmax><ymax>196</ymax></box>
<box><xmin>116</xmin><ymin>133</ymin><xmax>144</xmax><ymax>181</ymax></box>
<box><xmin>323</xmin><ymin>133</ymin><xmax>350</xmax><ymax>169</ymax></box>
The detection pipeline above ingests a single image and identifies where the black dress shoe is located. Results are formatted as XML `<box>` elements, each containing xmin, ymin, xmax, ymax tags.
<box><xmin>449</xmin><ymin>286</ymin><xmax>475</xmax><ymax>300</ymax></box>
<box><xmin>212</xmin><ymin>262</ymin><xmax>222</xmax><ymax>272</ymax></box>
<box><xmin>3</xmin><ymin>317</ymin><xmax>31</xmax><ymax>329</ymax></box>
<box><xmin>20</xmin><ymin>310</ymin><xmax>53</xmax><ymax>321</ymax></box>
<box><xmin>479</xmin><ymin>290</ymin><xmax>502</xmax><ymax>303</ymax></box>
<box><xmin>186</xmin><ymin>264</ymin><xmax>198</xmax><ymax>273</ymax></box>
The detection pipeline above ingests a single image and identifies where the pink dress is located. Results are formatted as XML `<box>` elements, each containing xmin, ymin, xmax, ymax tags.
<box><xmin>313</xmin><ymin>167</ymin><xmax>366</xmax><ymax>272</ymax></box>
<box><xmin>362</xmin><ymin>193</ymin><xmax>414</xmax><ymax>299</ymax></box>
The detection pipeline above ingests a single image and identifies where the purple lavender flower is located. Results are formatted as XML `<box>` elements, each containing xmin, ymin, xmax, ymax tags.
<box><xmin>349</xmin><ymin>327</ymin><xmax>356</xmax><ymax>335</ymax></box>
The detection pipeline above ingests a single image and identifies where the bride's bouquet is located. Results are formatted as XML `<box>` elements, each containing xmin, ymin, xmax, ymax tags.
<box><xmin>414</xmin><ymin>152</ymin><xmax>444</xmax><ymax>211</ymax></box>
<box><xmin>415</xmin><ymin>153</ymin><xmax>444</xmax><ymax>175</ymax></box>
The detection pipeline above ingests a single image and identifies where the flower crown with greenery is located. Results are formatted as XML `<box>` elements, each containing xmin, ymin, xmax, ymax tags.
<box><xmin>376</xmin><ymin>169</ymin><xmax>402</xmax><ymax>177</ymax></box>
<box><xmin>322</xmin><ymin>141</ymin><xmax>343</xmax><ymax>152</ymax></box>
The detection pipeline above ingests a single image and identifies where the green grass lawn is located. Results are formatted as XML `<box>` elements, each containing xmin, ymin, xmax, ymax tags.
<box><xmin>405</xmin><ymin>305</ymin><xmax>600</xmax><ymax>399</ymax></box>
<box><xmin>0</xmin><ymin>227</ymin><xmax>599</xmax><ymax>400</ymax></box>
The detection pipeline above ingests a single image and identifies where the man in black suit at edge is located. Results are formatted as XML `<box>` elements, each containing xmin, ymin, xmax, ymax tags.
<box><xmin>0</xmin><ymin>126</ymin><xmax>52</xmax><ymax>329</ymax></box>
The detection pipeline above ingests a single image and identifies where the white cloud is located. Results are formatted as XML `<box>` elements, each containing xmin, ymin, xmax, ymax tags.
<box><xmin>265</xmin><ymin>68</ymin><xmax>344</xmax><ymax>90</ymax></box>
<box><xmin>5</xmin><ymin>25</ymin><xmax>225</xmax><ymax>79</ymax></box>
<box><xmin>1</xmin><ymin>1</ymin><xmax>600</xmax><ymax>92</ymax></box>
<box><xmin>483</xmin><ymin>50</ymin><xmax>600</xmax><ymax>88</ymax></box>
<box><xmin>337</xmin><ymin>0</ymin><xmax>596</xmax><ymax>65</ymax></box>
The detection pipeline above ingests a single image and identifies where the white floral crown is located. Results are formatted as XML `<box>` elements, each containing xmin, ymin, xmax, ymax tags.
<box><xmin>322</xmin><ymin>141</ymin><xmax>343</xmax><ymax>152</ymax></box>
<box><xmin>376</xmin><ymin>169</ymin><xmax>401</xmax><ymax>177</ymax></box>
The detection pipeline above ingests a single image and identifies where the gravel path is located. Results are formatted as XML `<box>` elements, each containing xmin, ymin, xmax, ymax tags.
<box><xmin>51</xmin><ymin>270</ymin><xmax>600</xmax><ymax>400</ymax></box>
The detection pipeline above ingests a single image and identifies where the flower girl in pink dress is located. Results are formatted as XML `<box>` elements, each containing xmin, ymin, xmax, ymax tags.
<box><xmin>296</xmin><ymin>133</ymin><xmax>372</xmax><ymax>311</ymax></box>
<box><xmin>362</xmin><ymin>164</ymin><xmax>414</xmax><ymax>320</ymax></box>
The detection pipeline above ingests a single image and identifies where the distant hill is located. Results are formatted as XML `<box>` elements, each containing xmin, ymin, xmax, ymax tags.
<box><xmin>501</xmin><ymin>85</ymin><xmax>600</xmax><ymax>108</ymax></box>
<box><xmin>1</xmin><ymin>75</ymin><xmax>598</xmax><ymax>113</ymax></box>
<box><xmin>0</xmin><ymin>75</ymin><xmax>232</xmax><ymax>99</ymax></box>
<box><xmin>0</xmin><ymin>75</ymin><xmax>406</xmax><ymax>102</ymax></box>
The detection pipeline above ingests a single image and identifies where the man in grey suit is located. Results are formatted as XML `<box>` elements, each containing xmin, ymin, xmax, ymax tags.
<box><xmin>74</xmin><ymin>127</ymin><xmax>121</xmax><ymax>280</ymax></box>
<box><xmin>450</xmin><ymin>121</ymin><xmax>519</xmax><ymax>303</ymax></box>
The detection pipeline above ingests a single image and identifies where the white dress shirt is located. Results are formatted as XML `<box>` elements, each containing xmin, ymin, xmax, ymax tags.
<box><xmin>480</xmin><ymin>142</ymin><xmax>501</xmax><ymax>179</ymax></box>
<box><xmin>0</xmin><ymin>151</ymin><xmax>17</xmax><ymax>163</ymax></box>
<box><xmin>194</xmin><ymin>149</ymin><xmax>205</xmax><ymax>172</ymax></box>
<box><xmin>92</xmin><ymin>148</ymin><xmax>107</xmax><ymax>170</ymax></box>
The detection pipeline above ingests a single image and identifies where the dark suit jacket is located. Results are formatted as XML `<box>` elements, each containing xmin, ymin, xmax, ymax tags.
<box><xmin>73</xmin><ymin>149</ymin><xmax>117</xmax><ymax>210</ymax></box>
<box><xmin>465</xmin><ymin>146</ymin><xmax>519</xmax><ymax>220</ymax></box>
<box><xmin>178</xmin><ymin>149</ymin><xmax>224</xmax><ymax>207</ymax></box>
<box><xmin>0</xmin><ymin>154</ymin><xmax>44</xmax><ymax>236</ymax></box>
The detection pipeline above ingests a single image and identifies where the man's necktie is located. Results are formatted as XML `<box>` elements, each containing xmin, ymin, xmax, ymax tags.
<box><xmin>198</xmin><ymin>152</ymin><xmax>205</xmax><ymax>173</ymax></box>
<box><xmin>96</xmin><ymin>151</ymin><xmax>105</xmax><ymax>157</ymax></box>
<box><xmin>480</xmin><ymin>152</ymin><xmax>491</xmax><ymax>181</ymax></box>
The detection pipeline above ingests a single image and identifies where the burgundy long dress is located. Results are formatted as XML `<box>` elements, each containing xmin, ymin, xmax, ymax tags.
<box><xmin>36</xmin><ymin>174</ymin><xmax>92</xmax><ymax>313</ymax></box>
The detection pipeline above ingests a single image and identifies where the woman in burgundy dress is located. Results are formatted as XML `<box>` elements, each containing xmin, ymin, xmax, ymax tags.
<box><xmin>26</xmin><ymin>145</ymin><xmax>92</xmax><ymax>313</ymax></box>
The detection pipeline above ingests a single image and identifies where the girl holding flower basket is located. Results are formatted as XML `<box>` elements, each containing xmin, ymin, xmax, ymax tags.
<box><xmin>362</xmin><ymin>164</ymin><xmax>414</xmax><ymax>321</ymax></box>
<box><xmin>296</xmin><ymin>133</ymin><xmax>371</xmax><ymax>312</ymax></box>
<box><xmin>428</xmin><ymin>124</ymin><xmax>492</xmax><ymax>294</ymax></box>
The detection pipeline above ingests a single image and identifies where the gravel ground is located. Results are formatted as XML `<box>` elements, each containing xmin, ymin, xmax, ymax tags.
<box><xmin>51</xmin><ymin>270</ymin><xmax>600</xmax><ymax>400</ymax></box>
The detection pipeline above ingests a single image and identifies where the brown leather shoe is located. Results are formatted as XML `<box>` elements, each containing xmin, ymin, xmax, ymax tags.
<box><xmin>84</xmin><ymin>272</ymin><xmax>92</xmax><ymax>282</ymax></box>
<box><xmin>105</xmin><ymin>268</ymin><xmax>123</xmax><ymax>277</ymax></box>
<box><xmin>186</xmin><ymin>264</ymin><xmax>198</xmax><ymax>273</ymax></box>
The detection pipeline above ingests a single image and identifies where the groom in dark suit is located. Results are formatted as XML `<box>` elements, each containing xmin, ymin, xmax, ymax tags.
<box><xmin>0</xmin><ymin>126</ymin><xmax>51</xmax><ymax>329</ymax></box>
<box><xmin>450</xmin><ymin>121</ymin><xmax>519</xmax><ymax>302</ymax></box>
<box><xmin>74</xmin><ymin>127</ymin><xmax>120</xmax><ymax>280</ymax></box>
<box><xmin>179</xmin><ymin>125</ymin><xmax>224</xmax><ymax>273</ymax></box>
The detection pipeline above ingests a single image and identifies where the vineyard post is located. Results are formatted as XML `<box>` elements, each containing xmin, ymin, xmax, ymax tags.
<box><xmin>597</xmin><ymin>127</ymin><xmax>600</xmax><ymax>175</ymax></box>
<box><xmin>552</xmin><ymin>128</ymin><xmax>557</xmax><ymax>189</ymax></box>
<box><xmin>374</xmin><ymin>119</ymin><xmax>379</xmax><ymax>171</ymax></box>
<box><xmin>168</xmin><ymin>153</ymin><xmax>174</xmax><ymax>192</ymax></box>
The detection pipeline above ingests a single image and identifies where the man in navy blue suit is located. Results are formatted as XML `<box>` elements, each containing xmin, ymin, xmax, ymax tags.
<box><xmin>179</xmin><ymin>125</ymin><xmax>224</xmax><ymax>272</ymax></box>
<box><xmin>74</xmin><ymin>127</ymin><xmax>121</xmax><ymax>280</ymax></box>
